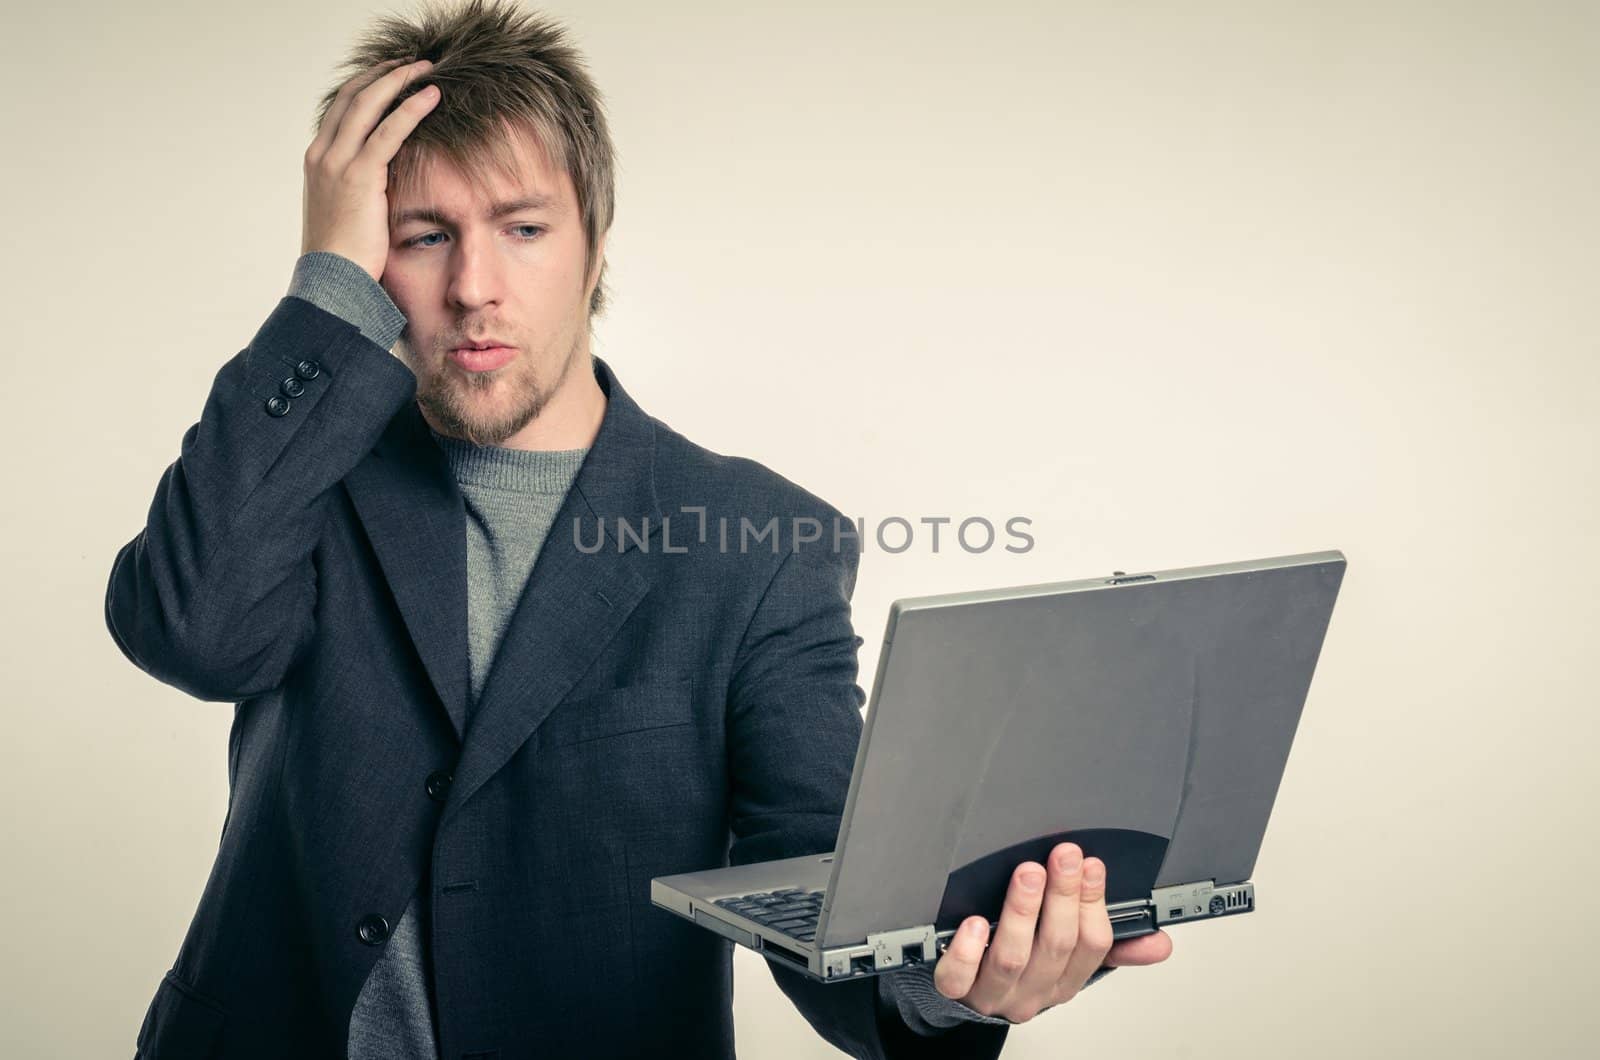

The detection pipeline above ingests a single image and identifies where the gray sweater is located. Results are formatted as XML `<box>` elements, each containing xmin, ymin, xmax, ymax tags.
<box><xmin>283</xmin><ymin>252</ymin><xmax>1075</xmax><ymax>1058</ymax></box>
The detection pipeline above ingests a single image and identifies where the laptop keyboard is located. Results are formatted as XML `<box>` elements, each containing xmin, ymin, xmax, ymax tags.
<box><xmin>713</xmin><ymin>888</ymin><xmax>824</xmax><ymax>942</ymax></box>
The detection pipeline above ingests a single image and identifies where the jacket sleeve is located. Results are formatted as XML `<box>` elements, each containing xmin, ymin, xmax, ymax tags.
<box><xmin>104</xmin><ymin>260</ymin><xmax>416</xmax><ymax>702</ymax></box>
<box><xmin>724</xmin><ymin>515</ymin><xmax>1010</xmax><ymax>1060</ymax></box>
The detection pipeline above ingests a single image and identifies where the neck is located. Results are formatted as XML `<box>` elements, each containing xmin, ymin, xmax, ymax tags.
<box><xmin>497</xmin><ymin>353</ymin><xmax>606</xmax><ymax>451</ymax></box>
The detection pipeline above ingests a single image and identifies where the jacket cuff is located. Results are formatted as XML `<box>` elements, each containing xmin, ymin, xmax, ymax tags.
<box><xmin>287</xmin><ymin>251</ymin><xmax>407</xmax><ymax>352</ymax></box>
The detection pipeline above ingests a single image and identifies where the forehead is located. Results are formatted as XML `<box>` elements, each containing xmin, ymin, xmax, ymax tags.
<box><xmin>391</xmin><ymin>125</ymin><xmax>575</xmax><ymax>217</ymax></box>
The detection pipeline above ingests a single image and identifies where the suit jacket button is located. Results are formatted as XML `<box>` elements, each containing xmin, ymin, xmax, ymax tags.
<box><xmin>280</xmin><ymin>376</ymin><xmax>306</xmax><ymax>398</ymax></box>
<box><xmin>264</xmin><ymin>395</ymin><xmax>291</xmax><ymax>417</ymax></box>
<box><xmin>357</xmin><ymin>914</ymin><xmax>390</xmax><ymax>945</ymax></box>
<box><xmin>425</xmin><ymin>770</ymin><xmax>453</xmax><ymax>803</ymax></box>
<box><xmin>295</xmin><ymin>359</ymin><xmax>321</xmax><ymax>380</ymax></box>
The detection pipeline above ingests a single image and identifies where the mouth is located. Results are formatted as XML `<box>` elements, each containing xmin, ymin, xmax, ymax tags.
<box><xmin>447</xmin><ymin>343</ymin><xmax>517</xmax><ymax>373</ymax></box>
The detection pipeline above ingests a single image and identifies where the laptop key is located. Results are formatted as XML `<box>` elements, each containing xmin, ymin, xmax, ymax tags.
<box><xmin>718</xmin><ymin>891</ymin><xmax>826</xmax><ymax>932</ymax></box>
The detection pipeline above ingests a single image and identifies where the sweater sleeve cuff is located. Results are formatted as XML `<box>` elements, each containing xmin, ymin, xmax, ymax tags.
<box><xmin>287</xmin><ymin>251</ymin><xmax>407</xmax><ymax>352</ymax></box>
<box><xmin>877</xmin><ymin>962</ymin><xmax>1119</xmax><ymax>1036</ymax></box>
<box><xmin>877</xmin><ymin>964</ymin><xmax>1008</xmax><ymax>1035</ymax></box>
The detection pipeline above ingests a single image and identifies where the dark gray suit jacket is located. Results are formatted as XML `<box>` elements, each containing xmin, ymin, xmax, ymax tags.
<box><xmin>106</xmin><ymin>295</ymin><xmax>1009</xmax><ymax>1059</ymax></box>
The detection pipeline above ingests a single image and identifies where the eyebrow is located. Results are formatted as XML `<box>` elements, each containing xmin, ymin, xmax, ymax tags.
<box><xmin>392</xmin><ymin>194</ymin><xmax>564</xmax><ymax>227</ymax></box>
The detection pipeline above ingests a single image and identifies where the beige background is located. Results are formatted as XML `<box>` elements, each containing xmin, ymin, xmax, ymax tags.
<box><xmin>3</xmin><ymin>0</ymin><xmax>1596</xmax><ymax>1056</ymax></box>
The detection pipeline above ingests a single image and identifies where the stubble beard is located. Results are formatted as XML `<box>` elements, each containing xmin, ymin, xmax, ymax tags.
<box><xmin>410</xmin><ymin>332</ymin><xmax>584</xmax><ymax>447</ymax></box>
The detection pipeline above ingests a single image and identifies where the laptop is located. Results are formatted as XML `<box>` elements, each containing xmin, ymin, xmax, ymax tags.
<box><xmin>651</xmin><ymin>550</ymin><xmax>1346</xmax><ymax>982</ymax></box>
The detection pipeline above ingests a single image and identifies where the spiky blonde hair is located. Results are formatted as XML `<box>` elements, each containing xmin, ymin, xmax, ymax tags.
<box><xmin>315</xmin><ymin>0</ymin><xmax>617</xmax><ymax>319</ymax></box>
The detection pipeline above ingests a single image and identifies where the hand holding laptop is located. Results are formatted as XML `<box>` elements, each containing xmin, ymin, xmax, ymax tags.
<box><xmin>931</xmin><ymin>841</ymin><xmax>1173</xmax><ymax>1022</ymax></box>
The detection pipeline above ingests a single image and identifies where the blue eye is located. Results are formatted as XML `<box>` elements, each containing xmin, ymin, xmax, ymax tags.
<box><xmin>402</xmin><ymin>225</ymin><xmax>544</xmax><ymax>249</ymax></box>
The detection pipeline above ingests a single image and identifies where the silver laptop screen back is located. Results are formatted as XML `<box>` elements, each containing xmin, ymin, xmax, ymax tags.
<box><xmin>817</xmin><ymin>551</ymin><xmax>1345</xmax><ymax>949</ymax></box>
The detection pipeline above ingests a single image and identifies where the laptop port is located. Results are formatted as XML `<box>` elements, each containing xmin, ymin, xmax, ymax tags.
<box><xmin>762</xmin><ymin>943</ymin><xmax>809</xmax><ymax>970</ymax></box>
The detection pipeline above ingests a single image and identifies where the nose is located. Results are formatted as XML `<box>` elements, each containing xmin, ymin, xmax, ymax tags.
<box><xmin>445</xmin><ymin>228</ymin><xmax>505</xmax><ymax>312</ymax></box>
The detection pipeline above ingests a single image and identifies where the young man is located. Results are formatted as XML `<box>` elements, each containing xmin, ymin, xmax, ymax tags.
<box><xmin>106</xmin><ymin>2</ymin><xmax>1170</xmax><ymax>1056</ymax></box>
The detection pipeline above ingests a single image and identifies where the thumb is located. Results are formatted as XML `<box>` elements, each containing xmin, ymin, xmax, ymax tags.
<box><xmin>932</xmin><ymin>917</ymin><xmax>990</xmax><ymax>1000</ymax></box>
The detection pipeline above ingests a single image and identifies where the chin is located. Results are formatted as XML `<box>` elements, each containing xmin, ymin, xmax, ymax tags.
<box><xmin>423</xmin><ymin>382</ymin><xmax>543</xmax><ymax>445</ymax></box>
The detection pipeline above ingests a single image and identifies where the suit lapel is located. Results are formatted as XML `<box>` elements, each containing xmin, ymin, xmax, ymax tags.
<box><xmin>443</xmin><ymin>355</ymin><xmax>665</xmax><ymax>823</ymax></box>
<box><xmin>344</xmin><ymin>401</ymin><xmax>471</xmax><ymax>741</ymax></box>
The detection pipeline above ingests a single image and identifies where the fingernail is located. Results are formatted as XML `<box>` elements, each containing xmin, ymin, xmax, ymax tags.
<box><xmin>1021</xmin><ymin>869</ymin><xmax>1044</xmax><ymax>891</ymax></box>
<box><xmin>1058</xmin><ymin>848</ymin><xmax>1082</xmax><ymax>872</ymax></box>
<box><xmin>1084</xmin><ymin>860</ymin><xmax>1104</xmax><ymax>885</ymax></box>
<box><xmin>965</xmin><ymin>919</ymin><xmax>984</xmax><ymax>937</ymax></box>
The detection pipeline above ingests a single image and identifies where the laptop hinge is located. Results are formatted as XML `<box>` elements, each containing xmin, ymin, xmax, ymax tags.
<box><xmin>865</xmin><ymin>925</ymin><xmax>940</xmax><ymax>971</ymax></box>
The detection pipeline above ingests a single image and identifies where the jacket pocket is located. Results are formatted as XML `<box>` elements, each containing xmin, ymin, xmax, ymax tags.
<box><xmin>135</xmin><ymin>969</ymin><xmax>225</xmax><ymax>1059</ymax></box>
<box><xmin>538</xmin><ymin>676</ymin><xmax>695</xmax><ymax>748</ymax></box>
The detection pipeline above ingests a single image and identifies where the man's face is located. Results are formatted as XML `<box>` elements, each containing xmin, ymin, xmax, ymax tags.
<box><xmin>382</xmin><ymin>128</ymin><xmax>604</xmax><ymax>447</ymax></box>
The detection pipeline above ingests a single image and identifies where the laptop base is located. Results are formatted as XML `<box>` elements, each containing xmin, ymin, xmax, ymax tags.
<box><xmin>652</xmin><ymin>864</ymin><xmax>1255</xmax><ymax>983</ymax></box>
